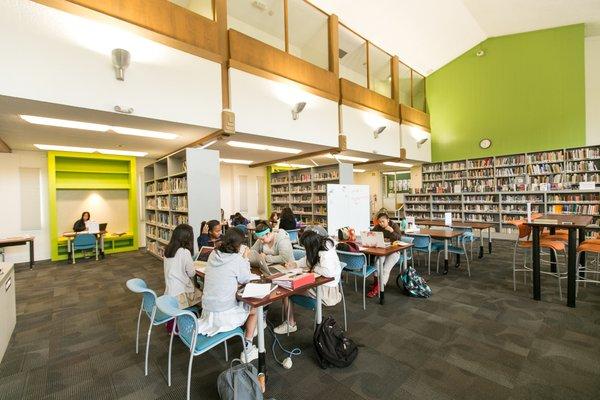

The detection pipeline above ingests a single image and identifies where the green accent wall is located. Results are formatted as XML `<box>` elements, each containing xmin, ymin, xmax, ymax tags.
<box><xmin>427</xmin><ymin>24</ymin><xmax>586</xmax><ymax>162</ymax></box>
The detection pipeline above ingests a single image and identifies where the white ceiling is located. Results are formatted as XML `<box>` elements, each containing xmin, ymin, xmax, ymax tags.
<box><xmin>311</xmin><ymin>0</ymin><xmax>600</xmax><ymax>75</ymax></box>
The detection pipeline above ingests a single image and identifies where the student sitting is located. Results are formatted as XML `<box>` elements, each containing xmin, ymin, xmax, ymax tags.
<box><xmin>367</xmin><ymin>212</ymin><xmax>403</xmax><ymax>298</ymax></box>
<box><xmin>278</xmin><ymin>207</ymin><xmax>298</xmax><ymax>231</ymax></box>
<box><xmin>163</xmin><ymin>224</ymin><xmax>203</xmax><ymax>309</ymax></box>
<box><xmin>250</xmin><ymin>221</ymin><xmax>295</xmax><ymax>265</ymax></box>
<box><xmin>197</xmin><ymin>229</ymin><xmax>260</xmax><ymax>362</ymax></box>
<box><xmin>269</xmin><ymin>212</ymin><xmax>280</xmax><ymax>230</ymax></box>
<box><xmin>197</xmin><ymin>220</ymin><xmax>222</xmax><ymax>248</ymax></box>
<box><xmin>274</xmin><ymin>230</ymin><xmax>342</xmax><ymax>334</ymax></box>
<box><xmin>73</xmin><ymin>211</ymin><xmax>90</xmax><ymax>232</ymax></box>
<box><xmin>231</xmin><ymin>212</ymin><xmax>250</xmax><ymax>227</ymax></box>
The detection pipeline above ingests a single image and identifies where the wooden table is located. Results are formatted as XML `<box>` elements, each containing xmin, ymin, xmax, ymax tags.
<box><xmin>0</xmin><ymin>236</ymin><xmax>34</xmax><ymax>269</ymax></box>
<box><xmin>526</xmin><ymin>214</ymin><xmax>593</xmax><ymax>308</ymax></box>
<box><xmin>62</xmin><ymin>231</ymin><xmax>107</xmax><ymax>260</ymax></box>
<box><xmin>405</xmin><ymin>229</ymin><xmax>464</xmax><ymax>274</ymax></box>
<box><xmin>359</xmin><ymin>242</ymin><xmax>413</xmax><ymax>305</ymax></box>
<box><xmin>415</xmin><ymin>219</ymin><xmax>494</xmax><ymax>258</ymax></box>
<box><xmin>196</xmin><ymin>267</ymin><xmax>333</xmax><ymax>378</ymax></box>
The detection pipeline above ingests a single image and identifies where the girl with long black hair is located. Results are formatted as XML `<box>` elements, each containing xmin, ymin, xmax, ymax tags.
<box><xmin>163</xmin><ymin>224</ymin><xmax>202</xmax><ymax>309</ymax></box>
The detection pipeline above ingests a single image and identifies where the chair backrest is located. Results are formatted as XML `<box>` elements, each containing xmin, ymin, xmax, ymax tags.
<box><xmin>336</xmin><ymin>251</ymin><xmax>367</xmax><ymax>272</ymax></box>
<box><xmin>507</xmin><ymin>219</ymin><xmax>531</xmax><ymax>240</ymax></box>
<box><xmin>411</xmin><ymin>234</ymin><xmax>431</xmax><ymax>248</ymax></box>
<box><xmin>235</xmin><ymin>224</ymin><xmax>248</xmax><ymax>234</ymax></box>
<box><xmin>293</xmin><ymin>248</ymin><xmax>306</xmax><ymax>261</ymax></box>
<box><xmin>400</xmin><ymin>236</ymin><xmax>414</xmax><ymax>244</ymax></box>
<box><xmin>74</xmin><ymin>233</ymin><xmax>96</xmax><ymax>248</ymax></box>
<box><xmin>156</xmin><ymin>295</ymin><xmax>198</xmax><ymax>350</ymax></box>
<box><xmin>126</xmin><ymin>278</ymin><xmax>160</xmax><ymax>316</ymax></box>
<box><xmin>286</xmin><ymin>229</ymin><xmax>300</xmax><ymax>242</ymax></box>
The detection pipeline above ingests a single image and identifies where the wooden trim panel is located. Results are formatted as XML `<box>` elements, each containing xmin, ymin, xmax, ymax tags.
<box><xmin>328</xmin><ymin>15</ymin><xmax>340</xmax><ymax>75</ymax></box>
<box><xmin>400</xmin><ymin>104</ymin><xmax>431</xmax><ymax>131</ymax></box>
<box><xmin>64</xmin><ymin>0</ymin><xmax>220</xmax><ymax>56</ymax></box>
<box><xmin>229</xmin><ymin>30</ymin><xmax>339</xmax><ymax>99</ymax></box>
<box><xmin>340</xmin><ymin>78</ymin><xmax>400</xmax><ymax>120</ymax></box>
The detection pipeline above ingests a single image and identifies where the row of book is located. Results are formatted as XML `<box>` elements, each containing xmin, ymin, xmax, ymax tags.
<box><xmin>272</xmin><ymin>195</ymin><xmax>288</xmax><ymax>203</ymax></box>
<box><xmin>527</xmin><ymin>163</ymin><xmax>562</xmax><ymax>174</ymax></box>
<box><xmin>463</xmin><ymin>195</ymin><xmax>497</xmax><ymax>203</ymax></box>
<box><xmin>272</xmin><ymin>187</ymin><xmax>289</xmax><ymax>194</ymax></box>
<box><xmin>171</xmin><ymin>196</ymin><xmax>188</xmax><ymax>211</ymax></box>
<box><xmin>464</xmin><ymin>205</ymin><xmax>498</xmax><ymax>212</ymax></box>
<box><xmin>547</xmin><ymin>204</ymin><xmax>599</xmax><ymax>214</ymax></box>
<box><xmin>271</xmin><ymin>176</ymin><xmax>288</xmax><ymax>184</ymax></box>
<box><xmin>146</xmin><ymin>241</ymin><xmax>165</xmax><ymax>257</ymax></box>
<box><xmin>290</xmin><ymin>186</ymin><xmax>312</xmax><ymax>194</ymax></box>
<box><xmin>547</xmin><ymin>194</ymin><xmax>599</xmax><ymax>203</ymax></box>
<box><xmin>495</xmin><ymin>166</ymin><xmax>526</xmax><ymax>176</ymax></box>
<box><xmin>290</xmin><ymin>173</ymin><xmax>311</xmax><ymax>183</ymax></box>
<box><xmin>157</xmin><ymin>212</ymin><xmax>170</xmax><ymax>226</ymax></box>
<box><xmin>172</xmin><ymin>214</ymin><xmax>188</xmax><ymax>226</ymax></box>
<box><xmin>157</xmin><ymin>227</ymin><xmax>171</xmax><ymax>241</ymax></box>
<box><xmin>146</xmin><ymin>211</ymin><xmax>157</xmax><ymax>223</ymax></box>
<box><xmin>445</xmin><ymin>172</ymin><xmax>464</xmax><ymax>180</ymax></box>
<box><xmin>566</xmin><ymin>173</ymin><xmax>599</xmax><ymax>183</ymax></box>
<box><xmin>170</xmin><ymin>177</ymin><xmax>187</xmax><ymax>192</ymax></box>
<box><xmin>146</xmin><ymin>198</ymin><xmax>156</xmax><ymax>208</ymax></box>
<box><xmin>444</xmin><ymin>161</ymin><xmax>466</xmax><ymax>171</ymax></box>
<box><xmin>313</xmin><ymin>170</ymin><xmax>338</xmax><ymax>180</ymax></box>
<box><xmin>567</xmin><ymin>147</ymin><xmax>600</xmax><ymax>160</ymax></box>
<box><xmin>146</xmin><ymin>225</ymin><xmax>157</xmax><ymax>237</ymax></box>
<box><xmin>157</xmin><ymin>196</ymin><xmax>169</xmax><ymax>209</ymax></box>
<box><xmin>502</xmin><ymin>194</ymin><xmax>544</xmax><ymax>203</ymax></box>
<box><xmin>156</xmin><ymin>180</ymin><xmax>170</xmax><ymax>193</ymax></box>
<box><xmin>432</xmin><ymin>205</ymin><xmax>462</xmax><ymax>212</ymax></box>
<box><xmin>291</xmin><ymin>195</ymin><xmax>312</xmax><ymax>203</ymax></box>
<box><xmin>314</xmin><ymin>194</ymin><xmax>327</xmax><ymax>203</ymax></box>
<box><xmin>146</xmin><ymin>182</ymin><xmax>156</xmax><ymax>194</ymax></box>
<box><xmin>468</xmin><ymin>169</ymin><xmax>494</xmax><ymax>178</ymax></box>
<box><xmin>314</xmin><ymin>205</ymin><xmax>327</xmax><ymax>214</ymax></box>
<box><xmin>496</xmin><ymin>155</ymin><xmax>526</xmax><ymax>166</ymax></box>
<box><xmin>468</xmin><ymin>158</ymin><xmax>493</xmax><ymax>169</ymax></box>
<box><xmin>314</xmin><ymin>184</ymin><xmax>327</xmax><ymax>192</ymax></box>
<box><xmin>527</xmin><ymin>151</ymin><xmax>564</xmax><ymax>163</ymax></box>
<box><xmin>502</xmin><ymin>205</ymin><xmax>543</xmax><ymax>213</ymax></box>
<box><xmin>423</xmin><ymin>172</ymin><xmax>443</xmax><ymax>181</ymax></box>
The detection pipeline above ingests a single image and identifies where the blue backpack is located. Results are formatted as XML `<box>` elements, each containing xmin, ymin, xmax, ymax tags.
<box><xmin>399</xmin><ymin>266</ymin><xmax>432</xmax><ymax>298</ymax></box>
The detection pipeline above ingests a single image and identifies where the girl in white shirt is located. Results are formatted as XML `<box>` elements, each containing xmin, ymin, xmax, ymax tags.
<box><xmin>274</xmin><ymin>230</ymin><xmax>342</xmax><ymax>335</ymax></box>
<box><xmin>163</xmin><ymin>224</ymin><xmax>202</xmax><ymax>309</ymax></box>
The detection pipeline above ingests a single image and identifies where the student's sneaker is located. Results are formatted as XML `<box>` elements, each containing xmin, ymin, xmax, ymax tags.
<box><xmin>240</xmin><ymin>344</ymin><xmax>259</xmax><ymax>363</ymax></box>
<box><xmin>273</xmin><ymin>321</ymin><xmax>297</xmax><ymax>335</ymax></box>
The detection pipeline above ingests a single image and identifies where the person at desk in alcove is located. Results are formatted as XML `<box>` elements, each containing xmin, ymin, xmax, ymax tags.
<box><xmin>73</xmin><ymin>211</ymin><xmax>91</xmax><ymax>232</ymax></box>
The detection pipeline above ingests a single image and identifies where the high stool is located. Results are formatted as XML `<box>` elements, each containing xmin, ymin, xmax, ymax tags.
<box><xmin>576</xmin><ymin>240</ymin><xmax>600</xmax><ymax>291</ymax></box>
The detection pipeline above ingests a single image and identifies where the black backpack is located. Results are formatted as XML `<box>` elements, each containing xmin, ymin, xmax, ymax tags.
<box><xmin>313</xmin><ymin>316</ymin><xmax>358</xmax><ymax>369</ymax></box>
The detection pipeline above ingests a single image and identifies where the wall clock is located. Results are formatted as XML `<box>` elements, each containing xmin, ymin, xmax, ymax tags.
<box><xmin>479</xmin><ymin>139</ymin><xmax>492</xmax><ymax>149</ymax></box>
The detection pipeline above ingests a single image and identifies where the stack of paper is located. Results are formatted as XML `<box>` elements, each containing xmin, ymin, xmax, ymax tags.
<box><xmin>241</xmin><ymin>283</ymin><xmax>276</xmax><ymax>299</ymax></box>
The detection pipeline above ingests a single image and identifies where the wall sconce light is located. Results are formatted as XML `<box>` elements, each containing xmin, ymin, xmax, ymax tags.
<box><xmin>112</xmin><ymin>48</ymin><xmax>130</xmax><ymax>81</ymax></box>
<box><xmin>374</xmin><ymin>126</ymin><xmax>386</xmax><ymax>139</ymax></box>
<box><xmin>417</xmin><ymin>137</ymin><xmax>429</xmax><ymax>148</ymax></box>
<box><xmin>291</xmin><ymin>102</ymin><xmax>306</xmax><ymax>120</ymax></box>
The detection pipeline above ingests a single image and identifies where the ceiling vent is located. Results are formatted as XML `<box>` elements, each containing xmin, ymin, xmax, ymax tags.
<box><xmin>338</xmin><ymin>49</ymin><xmax>348</xmax><ymax>59</ymax></box>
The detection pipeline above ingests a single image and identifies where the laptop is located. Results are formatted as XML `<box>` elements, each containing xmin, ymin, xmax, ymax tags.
<box><xmin>99</xmin><ymin>223</ymin><xmax>107</xmax><ymax>232</ymax></box>
<box><xmin>195</xmin><ymin>246</ymin><xmax>215</xmax><ymax>262</ymax></box>
<box><xmin>361</xmin><ymin>231</ymin><xmax>386</xmax><ymax>248</ymax></box>
<box><xmin>247</xmin><ymin>250</ymin><xmax>289</xmax><ymax>275</ymax></box>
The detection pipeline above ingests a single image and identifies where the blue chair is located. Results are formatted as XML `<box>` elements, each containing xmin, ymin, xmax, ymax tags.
<box><xmin>286</xmin><ymin>229</ymin><xmax>300</xmax><ymax>244</ymax></box>
<box><xmin>397</xmin><ymin>236</ymin><xmax>415</xmax><ymax>271</ymax></box>
<box><xmin>293</xmin><ymin>248</ymin><xmax>306</xmax><ymax>261</ymax></box>
<box><xmin>290</xmin><ymin>262</ymin><xmax>348</xmax><ymax>331</ymax></box>
<box><xmin>454</xmin><ymin>227</ymin><xmax>476</xmax><ymax>260</ymax></box>
<box><xmin>156</xmin><ymin>295</ymin><xmax>246</xmax><ymax>400</ymax></box>
<box><xmin>436</xmin><ymin>236</ymin><xmax>471</xmax><ymax>277</ymax></box>
<box><xmin>410</xmin><ymin>233</ymin><xmax>444</xmax><ymax>275</ymax></box>
<box><xmin>71</xmin><ymin>233</ymin><xmax>98</xmax><ymax>264</ymax></box>
<box><xmin>336</xmin><ymin>251</ymin><xmax>377</xmax><ymax>310</ymax></box>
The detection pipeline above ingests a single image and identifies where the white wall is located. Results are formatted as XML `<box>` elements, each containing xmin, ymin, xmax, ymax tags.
<box><xmin>400</xmin><ymin>124</ymin><xmax>431</xmax><ymax>162</ymax></box>
<box><xmin>229</xmin><ymin>68</ymin><xmax>340</xmax><ymax>147</ymax></box>
<box><xmin>586</xmin><ymin>35</ymin><xmax>600</xmax><ymax>146</ymax></box>
<box><xmin>220</xmin><ymin>164</ymin><xmax>267</xmax><ymax>222</ymax></box>
<box><xmin>341</xmin><ymin>105</ymin><xmax>400</xmax><ymax>157</ymax></box>
<box><xmin>0</xmin><ymin>151</ymin><xmax>50</xmax><ymax>263</ymax></box>
<box><xmin>353</xmin><ymin>171</ymin><xmax>382</xmax><ymax>216</ymax></box>
<box><xmin>56</xmin><ymin>190</ymin><xmax>130</xmax><ymax>234</ymax></box>
<box><xmin>0</xmin><ymin>0</ymin><xmax>222</xmax><ymax>128</ymax></box>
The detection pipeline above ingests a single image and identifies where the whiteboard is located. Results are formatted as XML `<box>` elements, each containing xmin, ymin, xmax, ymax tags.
<box><xmin>326</xmin><ymin>184</ymin><xmax>370</xmax><ymax>236</ymax></box>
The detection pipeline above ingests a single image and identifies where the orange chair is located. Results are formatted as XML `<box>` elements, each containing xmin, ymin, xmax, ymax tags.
<box><xmin>509</xmin><ymin>219</ymin><xmax>567</xmax><ymax>299</ymax></box>
<box><xmin>576</xmin><ymin>240</ymin><xmax>600</xmax><ymax>291</ymax></box>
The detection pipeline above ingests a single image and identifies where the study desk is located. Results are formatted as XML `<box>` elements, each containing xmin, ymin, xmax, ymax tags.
<box><xmin>415</xmin><ymin>219</ymin><xmax>494</xmax><ymax>258</ymax></box>
<box><xmin>359</xmin><ymin>242</ymin><xmax>413</xmax><ymax>305</ymax></box>
<box><xmin>525</xmin><ymin>214</ymin><xmax>593</xmax><ymax>308</ymax></box>
<box><xmin>196</xmin><ymin>267</ymin><xmax>333</xmax><ymax>380</ymax></box>
<box><xmin>405</xmin><ymin>229</ymin><xmax>464</xmax><ymax>274</ymax></box>
<box><xmin>0</xmin><ymin>236</ymin><xmax>34</xmax><ymax>269</ymax></box>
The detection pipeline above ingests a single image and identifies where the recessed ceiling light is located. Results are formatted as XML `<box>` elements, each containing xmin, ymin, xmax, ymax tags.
<box><xmin>34</xmin><ymin>144</ymin><xmax>147</xmax><ymax>157</ymax></box>
<box><xmin>227</xmin><ymin>141</ymin><xmax>301</xmax><ymax>154</ymax></box>
<box><xmin>220</xmin><ymin>158</ymin><xmax>253</xmax><ymax>165</ymax></box>
<box><xmin>353</xmin><ymin>169</ymin><xmax>366</xmax><ymax>173</ymax></box>
<box><xmin>22</xmin><ymin>115</ymin><xmax>109</xmax><ymax>132</ymax></box>
<box><xmin>325</xmin><ymin>154</ymin><xmax>370</xmax><ymax>163</ymax></box>
<box><xmin>111</xmin><ymin>126</ymin><xmax>178</xmax><ymax>140</ymax></box>
<box><xmin>275</xmin><ymin>162</ymin><xmax>311</xmax><ymax>168</ymax></box>
<box><xmin>383</xmin><ymin>170</ymin><xmax>410</xmax><ymax>175</ymax></box>
<box><xmin>383</xmin><ymin>161</ymin><xmax>413</xmax><ymax>168</ymax></box>
<box><xmin>21</xmin><ymin>115</ymin><xmax>178</xmax><ymax>140</ymax></box>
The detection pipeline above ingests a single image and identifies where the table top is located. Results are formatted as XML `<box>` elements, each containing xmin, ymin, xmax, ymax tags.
<box><xmin>0</xmin><ymin>236</ymin><xmax>34</xmax><ymax>244</ymax></box>
<box><xmin>62</xmin><ymin>230</ymin><xmax>107</xmax><ymax>238</ymax></box>
<box><xmin>359</xmin><ymin>242</ymin><xmax>413</xmax><ymax>256</ymax></box>
<box><xmin>415</xmin><ymin>219</ymin><xmax>494</xmax><ymax>230</ymax></box>
<box><xmin>525</xmin><ymin>214</ymin><xmax>594</xmax><ymax>229</ymax></box>
<box><xmin>405</xmin><ymin>228</ymin><xmax>464</xmax><ymax>239</ymax></box>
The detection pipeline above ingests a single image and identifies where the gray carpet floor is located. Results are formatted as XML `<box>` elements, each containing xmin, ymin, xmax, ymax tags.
<box><xmin>1</xmin><ymin>240</ymin><xmax>600</xmax><ymax>400</ymax></box>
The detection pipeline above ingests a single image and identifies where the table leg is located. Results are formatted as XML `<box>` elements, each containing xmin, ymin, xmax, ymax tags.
<box><xmin>567</xmin><ymin>229</ymin><xmax>578</xmax><ymax>308</ymax></box>
<box><xmin>443</xmin><ymin>239</ymin><xmax>449</xmax><ymax>275</ymax></box>
<box><xmin>578</xmin><ymin>228</ymin><xmax>586</xmax><ymax>279</ymax></box>
<box><xmin>257</xmin><ymin>306</ymin><xmax>266</xmax><ymax>374</ymax></box>
<box><xmin>379</xmin><ymin>257</ymin><xmax>385</xmax><ymax>305</ymax></box>
<box><xmin>532</xmin><ymin>226</ymin><xmax>541</xmax><ymax>301</ymax></box>
<box><xmin>488</xmin><ymin>227</ymin><xmax>492</xmax><ymax>254</ymax></box>
<box><xmin>29</xmin><ymin>240</ymin><xmax>34</xmax><ymax>269</ymax></box>
<box><xmin>403</xmin><ymin>249</ymin><xmax>408</xmax><ymax>273</ymax></box>
<box><xmin>478</xmin><ymin>229</ymin><xmax>484</xmax><ymax>259</ymax></box>
<box><xmin>67</xmin><ymin>239</ymin><xmax>72</xmax><ymax>263</ymax></box>
<box><xmin>316</xmin><ymin>286</ymin><xmax>323</xmax><ymax>326</ymax></box>
<box><xmin>549</xmin><ymin>227</ymin><xmax>557</xmax><ymax>273</ymax></box>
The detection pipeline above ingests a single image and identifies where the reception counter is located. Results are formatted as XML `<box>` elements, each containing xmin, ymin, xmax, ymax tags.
<box><xmin>0</xmin><ymin>262</ymin><xmax>16</xmax><ymax>362</ymax></box>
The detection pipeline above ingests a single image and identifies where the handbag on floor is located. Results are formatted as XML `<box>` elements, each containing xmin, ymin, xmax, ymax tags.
<box><xmin>399</xmin><ymin>266</ymin><xmax>432</xmax><ymax>298</ymax></box>
<box><xmin>217</xmin><ymin>359</ymin><xmax>263</xmax><ymax>400</ymax></box>
<box><xmin>313</xmin><ymin>316</ymin><xmax>358</xmax><ymax>369</ymax></box>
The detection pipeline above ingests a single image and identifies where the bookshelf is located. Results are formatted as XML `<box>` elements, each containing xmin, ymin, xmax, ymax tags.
<box><xmin>408</xmin><ymin>145</ymin><xmax>600</xmax><ymax>236</ymax></box>
<box><xmin>269</xmin><ymin>163</ymin><xmax>353</xmax><ymax>227</ymax></box>
<box><xmin>144</xmin><ymin>148</ymin><xmax>220</xmax><ymax>259</ymax></box>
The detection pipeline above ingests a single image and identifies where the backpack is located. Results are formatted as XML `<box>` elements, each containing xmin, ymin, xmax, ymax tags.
<box><xmin>313</xmin><ymin>316</ymin><xmax>358</xmax><ymax>369</ymax></box>
<box><xmin>399</xmin><ymin>266</ymin><xmax>432</xmax><ymax>298</ymax></box>
<box><xmin>335</xmin><ymin>241</ymin><xmax>360</xmax><ymax>253</ymax></box>
<box><xmin>337</xmin><ymin>227</ymin><xmax>356</xmax><ymax>242</ymax></box>
<box><xmin>217</xmin><ymin>359</ymin><xmax>263</xmax><ymax>400</ymax></box>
